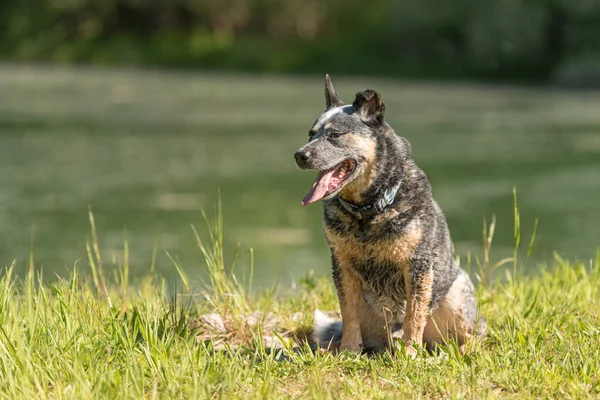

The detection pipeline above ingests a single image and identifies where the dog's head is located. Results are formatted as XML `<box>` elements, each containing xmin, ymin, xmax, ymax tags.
<box><xmin>295</xmin><ymin>75</ymin><xmax>402</xmax><ymax>206</ymax></box>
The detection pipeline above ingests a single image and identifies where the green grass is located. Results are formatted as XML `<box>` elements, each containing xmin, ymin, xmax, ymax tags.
<box><xmin>1</xmin><ymin>204</ymin><xmax>599</xmax><ymax>399</ymax></box>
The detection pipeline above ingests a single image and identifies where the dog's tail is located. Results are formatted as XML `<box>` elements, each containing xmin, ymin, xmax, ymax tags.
<box><xmin>312</xmin><ymin>310</ymin><xmax>342</xmax><ymax>348</ymax></box>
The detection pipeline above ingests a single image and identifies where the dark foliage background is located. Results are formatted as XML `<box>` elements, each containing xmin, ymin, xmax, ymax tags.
<box><xmin>1</xmin><ymin>1</ymin><xmax>599</xmax><ymax>83</ymax></box>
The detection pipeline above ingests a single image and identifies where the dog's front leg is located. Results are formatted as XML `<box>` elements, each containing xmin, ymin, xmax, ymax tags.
<box><xmin>402</xmin><ymin>262</ymin><xmax>434</xmax><ymax>356</ymax></box>
<box><xmin>332</xmin><ymin>257</ymin><xmax>363</xmax><ymax>353</ymax></box>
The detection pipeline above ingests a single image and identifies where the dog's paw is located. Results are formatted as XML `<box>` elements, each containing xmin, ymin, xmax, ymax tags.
<box><xmin>339</xmin><ymin>341</ymin><xmax>363</xmax><ymax>355</ymax></box>
<box><xmin>393</xmin><ymin>337</ymin><xmax>419</xmax><ymax>359</ymax></box>
<box><xmin>404</xmin><ymin>345</ymin><xmax>417</xmax><ymax>359</ymax></box>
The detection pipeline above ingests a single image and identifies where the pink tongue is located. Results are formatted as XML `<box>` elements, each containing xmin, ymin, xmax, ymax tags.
<box><xmin>302</xmin><ymin>169</ymin><xmax>337</xmax><ymax>206</ymax></box>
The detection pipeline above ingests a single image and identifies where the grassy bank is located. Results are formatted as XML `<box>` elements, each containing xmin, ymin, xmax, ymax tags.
<box><xmin>0</xmin><ymin>210</ymin><xmax>599</xmax><ymax>399</ymax></box>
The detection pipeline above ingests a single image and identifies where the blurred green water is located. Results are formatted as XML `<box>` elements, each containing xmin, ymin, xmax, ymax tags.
<box><xmin>1</xmin><ymin>65</ymin><xmax>599</xmax><ymax>287</ymax></box>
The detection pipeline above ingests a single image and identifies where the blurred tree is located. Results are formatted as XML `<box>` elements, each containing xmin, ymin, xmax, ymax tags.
<box><xmin>0</xmin><ymin>0</ymin><xmax>598</xmax><ymax>84</ymax></box>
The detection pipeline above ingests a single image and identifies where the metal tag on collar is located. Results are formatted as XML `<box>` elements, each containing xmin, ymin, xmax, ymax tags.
<box><xmin>384</xmin><ymin>181</ymin><xmax>401</xmax><ymax>205</ymax></box>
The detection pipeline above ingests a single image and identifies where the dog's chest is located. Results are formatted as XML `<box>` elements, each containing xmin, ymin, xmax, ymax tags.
<box><xmin>324</xmin><ymin>222</ymin><xmax>422</xmax><ymax>311</ymax></box>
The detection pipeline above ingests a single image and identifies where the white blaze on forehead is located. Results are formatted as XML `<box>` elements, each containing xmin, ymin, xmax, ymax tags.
<box><xmin>313</xmin><ymin>106</ymin><xmax>345</xmax><ymax>132</ymax></box>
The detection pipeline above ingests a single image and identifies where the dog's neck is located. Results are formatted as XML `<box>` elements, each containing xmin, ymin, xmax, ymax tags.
<box><xmin>345</xmin><ymin>130</ymin><xmax>400</xmax><ymax>191</ymax></box>
<box><xmin>336</xmin><ymin>179</ymin><xmax>402</xmax><ymax>220</ymax></box>
<box><xmin>332</xmin><ymin>130</ymin><xmax>431</xmax><ymax>220</ymax></box>
<box><xmin>336</xmin><ymin>147</ymin><xmax>405</xmax><ymax>219</ymax></box>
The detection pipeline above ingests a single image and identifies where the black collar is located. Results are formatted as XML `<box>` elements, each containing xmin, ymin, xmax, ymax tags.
<box><xmin>336</xmin><ymin>181</ymin><xmax>401</xmax><ymax>220</ymax></box>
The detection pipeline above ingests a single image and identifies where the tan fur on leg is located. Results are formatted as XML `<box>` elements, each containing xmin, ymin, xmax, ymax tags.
<box><xmin>423</xmin><ymin>271</ymin><xmax>472</xmax><ymax>350</ymax></box>
<box><xmin>402</xmin><ymin>269</ymin><xmax>434</xmax><ymax>354</ymax></box>
<box><xmin>338</xmin><ymin>266</ymin><xmax>364</xmax><ymax>353</ymax></box>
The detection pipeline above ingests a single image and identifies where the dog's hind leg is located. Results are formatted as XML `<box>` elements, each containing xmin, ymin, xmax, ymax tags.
<box><xmin>423</xmin><ymin>269</ymin><xmax>486</xmax><ymax>352</ymax></box>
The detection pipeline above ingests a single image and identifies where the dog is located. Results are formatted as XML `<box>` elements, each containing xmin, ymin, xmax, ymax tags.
<box><xmin>294</xmin><ymin>75</ymin><xmax>486</xmax><ymax>356</ymax></box>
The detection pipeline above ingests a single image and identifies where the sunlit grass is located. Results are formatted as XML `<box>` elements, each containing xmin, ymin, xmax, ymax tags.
<box><xmin>0</xmin><ymin>201</ymin><xmax>599</xmax><ymax>399</ymax></box>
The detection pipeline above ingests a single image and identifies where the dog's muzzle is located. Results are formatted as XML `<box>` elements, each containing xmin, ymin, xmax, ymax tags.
<box><xmin>294</xmin><ymin>150</ymin><xmax>310</xmax><ymax>169</ymax></box>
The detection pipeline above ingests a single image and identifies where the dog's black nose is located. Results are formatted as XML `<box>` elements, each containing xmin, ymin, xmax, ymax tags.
<box><xmin>294</xmin><ymin>151</ymin><xmax>310</xmax><ymax>167</ymax></box>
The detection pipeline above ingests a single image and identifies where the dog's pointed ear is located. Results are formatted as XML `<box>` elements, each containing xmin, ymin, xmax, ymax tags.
<box><xmin>325</xmin><ymin>74</ymin><xmax>343</xmax><ymax>109</ymax></box>
<box><xmin>353</xmin><ymin>89</ymin><xmax>385</xmax><ymax>124</ymax></box>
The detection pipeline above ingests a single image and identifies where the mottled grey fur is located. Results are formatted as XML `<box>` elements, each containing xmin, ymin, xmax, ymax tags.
<box><xmin>295</xmin><ymin>75</ymin><xmax>486</xmax><ymax>353</ymax></box>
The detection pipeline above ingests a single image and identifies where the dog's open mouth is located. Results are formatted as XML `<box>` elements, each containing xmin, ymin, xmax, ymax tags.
<box><xmin>302</xmin><ymin>159</ymin><xmax>356</xmax><ymax>206</ymax></box>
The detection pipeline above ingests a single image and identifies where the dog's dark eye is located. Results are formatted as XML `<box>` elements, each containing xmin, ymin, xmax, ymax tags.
<box><xmin>329</xmin><ymin>131</ymin><xmax>344</xmax><ymax>139</ymax></box>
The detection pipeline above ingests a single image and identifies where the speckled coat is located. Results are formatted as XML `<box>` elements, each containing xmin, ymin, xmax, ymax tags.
<box><xmin>295</xmin><ymin>75</ymin><xmax>486</xmax><ymax>354</ymax></box>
